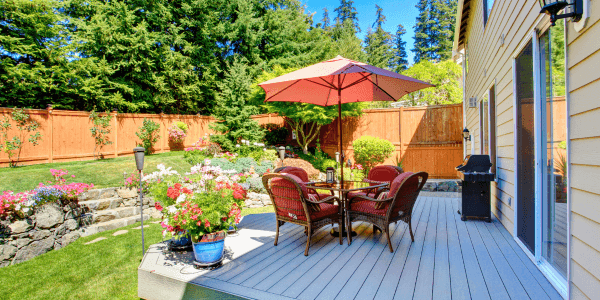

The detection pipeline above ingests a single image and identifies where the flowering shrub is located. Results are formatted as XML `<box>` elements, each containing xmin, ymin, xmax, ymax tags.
<box><xmin>168</xmin><ymin>125</ymin><xmax>186</xmax><ymax>143</ymax></box>
<box><xmin>0</xmin><ymin>170</ymin><xmax>93</xmax><ymax>220</ymax></box>
<box><xmin>124</xmin><ymin>172</ymin><xmax>149</xmax><ymax>192</ymax></box>
<box><xmin>185</xmin><ymin>136</ymin><xmax>210</xmax><ymax>152</ymax></box>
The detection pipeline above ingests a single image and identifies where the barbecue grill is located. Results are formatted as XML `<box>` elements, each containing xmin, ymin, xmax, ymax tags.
<box><xmin>456</xmin><ymin>155</ymin><xmax>495</xmax><ymax>222</ymax></box>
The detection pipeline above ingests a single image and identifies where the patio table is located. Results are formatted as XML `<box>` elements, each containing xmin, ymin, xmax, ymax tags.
<box><xmin>305</xmin><ymin>180</ymin><xmax>389</xmax><ymax>237</ymax></box>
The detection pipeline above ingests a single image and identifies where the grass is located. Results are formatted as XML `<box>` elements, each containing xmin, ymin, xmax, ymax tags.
<box><xmin>0</xmin><ymin>207</ymin><xmax>273</xmax><ymax>300</ymax></box>
<box><xmin>0</xmin><ymin>151</ymin><xmax>191</xmax><ymax>193</ymax></box>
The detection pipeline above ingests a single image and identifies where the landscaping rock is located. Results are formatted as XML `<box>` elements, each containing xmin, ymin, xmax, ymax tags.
<box><xmin>117</xmin><ymin>188</ymin><xmax>138</xmax><ymax>199</ymax></box>
<box><xmin>61</xmin><ymin>231</ymin><xmax>81</xmax><ymax>248</ymax></box>
<box><xmin>16</xmin><ymin>238</ymin><xmax>32</xmax><ymax>249</ymax></box>
<box><xmin>85</xmin><ymin>237</ymin><xmax>107</xmax><ymax>245</ymax></box>
<box><xmin>29</xmin><ymin>230</ymin><xmax>52</xmax><ymax>240</ymax></box>
<box><xmin>9</xmin><ymin>219</ymin><xmax>34</xmax><ymax>234</ymax></box>
<box><xmin>35</xmin><ymin>203</ymin><xmax>64</xmax><ymax>229</ymax></box>
<box><xmin>80</xmin><ymin>189</ymin><xmax>100</xmax><ymax>201</ymax></box>
<box><xmin>133</xmin><ymin>225</ymin><xmax>149</xmax><ymax>229</ymax></box>
<box><xmin>112</xmin><ymin>230</ymin><xmax>128</xmax><ymax>236</ymax></box>
<box><xmin>0</xmin><ymin>244</ymin><xmax>17</xmax><ymax>261</ymax></box>
<box><xmin>64</xmin><ymin>219</ymin><xmax>78</xmax><ymax>231</ymax></box>
<box><xmin>99</xmin><ymin>188</ymin><xmax>117</xmax><ymax>199</ymax></box>
<box><xmin>437</xmin><ymin>182</ymin><xmax>450</xmax><ymax>192</ymax></box>
<box><xmin>12</xmin><ymin>237</ymin><xmax>54</xmax><ymax>264</ymax></box>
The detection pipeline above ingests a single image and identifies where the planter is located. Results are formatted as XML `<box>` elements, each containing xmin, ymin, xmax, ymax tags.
<box><xmin>192</xmin><ymin>231</ymin><xmax>226</xmax><ymax>266</ymax></box>
<box><xmin>168</xmin><ymin>233</ymin><xmax>192</xmax><ymax>251</ymax></box>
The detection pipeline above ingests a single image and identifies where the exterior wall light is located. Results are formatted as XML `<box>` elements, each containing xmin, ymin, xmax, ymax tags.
<box><xmin>539</xmin><ymin>0</ymin><xmax>582</xmax><ymax>26</ymax></box>
<box><xmin>463</xmin><ymin>128</ymin><xmax>472</xmax><ymax>141</ymax></box>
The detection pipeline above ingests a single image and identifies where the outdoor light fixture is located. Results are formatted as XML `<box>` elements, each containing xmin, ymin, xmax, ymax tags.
<box><xmin>326</xmin><ymin>167</ymin><xmax>335</xmax><ymax>183</ymax></box>
<box><xmin>133</xmin><ymin>147</ymin><xmax>146</xmax><ymax>255</ymax></box>
<box><xmin>335</xmin><ymin>152</ymin><xmax>340</xmax><ymax>163</ymax></box>
<box><xmin>463</xmin><ymin>128</ymin><xmax>471</xmax><ymax>141</ymax></box>
<box><xmin>539</xmin><ymin>0</ymin><xmax>582</xmax><ymax>26</ymax></box>
<box><xmin>278</xmin><ymin>146</ymin><xmax>286</xmax><ymax>167</ymax></box>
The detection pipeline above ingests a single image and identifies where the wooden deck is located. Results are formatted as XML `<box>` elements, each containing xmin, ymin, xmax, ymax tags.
<box><xmin>138</xmin><ymin>195</ymin><xmax>562</xmax><ymax>300</ymax></box>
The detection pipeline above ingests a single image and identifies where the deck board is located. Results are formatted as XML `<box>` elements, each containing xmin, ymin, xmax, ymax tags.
<box><xmin>138</xmin><ymin>195</ymin><xmax>563</xmax><ymax>300</ymax></box>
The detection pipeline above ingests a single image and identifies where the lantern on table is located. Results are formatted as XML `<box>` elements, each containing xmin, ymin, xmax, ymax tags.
<box><xmin>326</xmin><ymin>167</ymin><xmax>335</xmax><ymax>183</ymax></box>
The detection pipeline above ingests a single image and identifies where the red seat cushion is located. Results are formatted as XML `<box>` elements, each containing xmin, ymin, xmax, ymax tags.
<box><xmin>279</xmin><ymin>167</ymin><xmax>309</xmax><ymax>182</ymax></box>
<box><xmin>347</xmin><ymin>191</ymin><xmax>376</xmax><ymax>199</ymax></box>
<box><xmin>310</xmin><ymin>203</ymin><xmax>339</xmax><ymax>220</ymax></box>
<box><xmin>271</xmin><ymin>174</ymin><xmax>309</xmax><ymax>221</ymax></box>
<box><xmin>350</xmin><ymin>200</ymin><xmax>404</xmax><ymax>218</ymax></box>
<box><xmin>367</xmin><ymin>166</ymin><xmax>401</xmax><ymax>183</ymax></box>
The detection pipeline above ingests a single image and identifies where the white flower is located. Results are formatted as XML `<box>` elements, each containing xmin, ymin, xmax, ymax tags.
<box><xmin>241</xmin><ymin>139</ymin><xmax>246</xmax><ymax>144</ymax></box>
<box><xmin>204</xmin><ymin>158</ymin><xmax>211</xmax><ymax>166</ymax></box>
<box><xmin>263</xmin><ymin>148</ymin><xmax>267</xmax><ymax>151</ymax></box>
<box><xmin>231</xmin><ymin>175</ymin><xmax>240</xmax><ymax>182</ymax></box>
<box><xmin>236</xmin><ymin>144</ymin><xmax>240</xmax><ymax>148</ymax></box>
<box><xmin>15</xmin><ymin>204</ymin><xmax>21</xmax><ymax>211</ymax></box>
<box><xmin>176</xmin><ymin>194</ymin><xmax>186</xmax><ymax>204</ymax></box>
<box><xmin>202</xmin><ymin>174</ymin><xmax>214</xmax><ymax>181</ymax></box>
<box><xmin>167</xmin><ymin>206</ymin><xmax>177</xmax><ymax>214</ymax></box>
<box><xmin>215</xmin><ymin>175</ymin><xmax>230</xmax><ymax>183</ymax></box>
<box><xmin>162</xmin><ymin>230</ymin><xmax>167</xmax><ymax>238</ymax></box>
<box><xmin>22</xmin><ymin>207</ymin><xmax>29</xmax><ymax>213</ymax></box>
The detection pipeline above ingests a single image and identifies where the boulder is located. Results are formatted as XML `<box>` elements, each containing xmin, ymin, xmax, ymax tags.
<box><xmin>9</xmin><ymin>219</ymin><xmax>34</xmax><ymax>234</ymax></box>
<box><xmin>117</xmin><ymin>188</ymin><xmax>138</xmax><ymax>199</ymax></box>
<box><xmin>29</xmin><ymin>230</ymin><xmax>52</xmax><ymax>240</ymax></box>
<box><xmin>98</xmin><ymin>188</ymin><xmax>117</xmax><ymax>199</ymax></box>
<box><xmin>64</xmin><ymin>219</ymin><xmax>79</xmax><ymax>231</ymax></box>
<box><xmin>35</xmin><ymin>203</ymin><xmax>65</xmax><ymax>229</ymax></box>
<box><xmin>61</xmin><ymin>231</ymin><xmax>81</xmax><ymax>248</ymax></box>
<box><xmin>0</xmin><ymin>244</ymin><xmax>17</xmax><ymax>261</ymax></box>
<box><xmin>16</xmin><ymin>238</ymin><xmax>32</xmax><ymax>249</ymax></box>
<box><xmin>437</xmin><ymin>182</ymin><xmax>450</xmax><ymax>192</ymax></box>
<box><xmin>11</xmin><ymin>236</ymin><xmax>54</xmax><ymax>265</ymax></box>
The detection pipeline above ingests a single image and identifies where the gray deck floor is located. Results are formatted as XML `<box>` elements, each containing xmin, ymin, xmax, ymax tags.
<box><xmin>138</xmin><ymin>195</ymin><xmax>563</xmax><ymax>300</ymax></box>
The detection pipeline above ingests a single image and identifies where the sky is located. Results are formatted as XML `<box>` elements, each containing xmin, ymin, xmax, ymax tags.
<box><xmin>302</xmin><ymin>0</ymin><xmax>419</xmax><ymax>65</ymax></box>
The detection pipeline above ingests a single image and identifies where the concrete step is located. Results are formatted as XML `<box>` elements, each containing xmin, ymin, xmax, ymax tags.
<box><xmin>91</xmin><ymin>206</ymin><xmax>149</xmax><ymax>224</ymax></box>
<box><xmin>79</xmin><ymin>197</ymin><xmax>123</xmax><ymax>212</ymax></box>
<box><xmin>81</xmin><ymin>214</ymin><xmax>151</xmax><ymax>237</ymax></box>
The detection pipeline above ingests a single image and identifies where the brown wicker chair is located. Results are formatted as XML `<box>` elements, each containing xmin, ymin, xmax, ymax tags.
<box><xmin>273</xmin><ymin>166</ymin><xmax>334</xmax><ymax>200</ymax></box>
<box><xmin>262</xmin><ymin>173</ymin><xmax>342</xmax><ymax>256</ymax></box>
<box><xmin>349</xmin><ymin>165</ymin><xmax>404</xmax><ymax>199</ymax></box>
<box><xmin>346</xmin><ymin>171</ymin><xmax>428</xmax><ymax>253</ymax></box>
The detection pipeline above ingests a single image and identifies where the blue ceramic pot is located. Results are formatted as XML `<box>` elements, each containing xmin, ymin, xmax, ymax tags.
<box><xmin>171</xmin><ymin>233</ymin><xmax>191</xmax><ymax>246</ymax></box>
<box><xmin>192</xmin><ymin>231</ymin><xmax>226</xmax><ymax>265</ymax></box>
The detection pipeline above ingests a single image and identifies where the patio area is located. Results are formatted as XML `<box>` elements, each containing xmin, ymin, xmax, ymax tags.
<box><xmin>138</xmin><ymin>193</ymin><xmax>562</xmax><ymax>300</ymax></box>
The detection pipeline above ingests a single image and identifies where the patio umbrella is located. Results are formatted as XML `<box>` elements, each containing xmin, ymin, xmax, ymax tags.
<box><xmin>258</xmin><ymin>55</ymin><xmax>434</xmax><ymax>184</ymax></box>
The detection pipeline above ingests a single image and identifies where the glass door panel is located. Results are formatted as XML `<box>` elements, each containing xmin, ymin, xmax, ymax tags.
<box><xmin>539</xmin><ymin>26</ymin><xmax>567</xmax><ymax>280</ymax></box>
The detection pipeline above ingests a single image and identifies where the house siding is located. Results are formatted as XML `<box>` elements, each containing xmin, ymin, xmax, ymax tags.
<box><xmin>566</xmin><ymin>0</ymin><xmax>600</xmax><ymax>296</ymax></box>
<box><xmin>457</xmin><ymin>0</ymin><xmax>600</xmax><ymax>298</ymax></box>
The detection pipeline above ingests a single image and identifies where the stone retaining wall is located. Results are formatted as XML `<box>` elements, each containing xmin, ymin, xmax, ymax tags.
<box><xmin>0</xmin><ymin>202</ymin><xmax>84</xmax><ymax>267</ymax></box>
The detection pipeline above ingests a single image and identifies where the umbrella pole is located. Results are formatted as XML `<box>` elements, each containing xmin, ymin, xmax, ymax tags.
<box><xmin>338</xmin><ymin>89</ymin><xmax>343</xmax><ymax>186</ymax></box>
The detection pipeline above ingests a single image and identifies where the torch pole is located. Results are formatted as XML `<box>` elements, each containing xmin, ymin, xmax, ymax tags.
<box><xmin>139</xmin><ymin>170</ymin><xmax>145</xmax><ymax>255</ymax></box>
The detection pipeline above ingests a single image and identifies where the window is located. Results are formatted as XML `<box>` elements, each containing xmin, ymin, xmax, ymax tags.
<box><xmin>483</xmin><ymin>0</ymin><xmax>495</xmax><ymax>26</ymax></box>
<box><xmin>479</xmin><ymin>86</ymin><xmax>496</xmax><ymax>173</ymax></box>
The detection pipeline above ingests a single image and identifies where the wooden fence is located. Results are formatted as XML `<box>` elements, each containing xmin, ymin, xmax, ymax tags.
<box><xmin>0</xmin><ymin>104</ymin><xmax>464</xmax><ymax>178</ymax></box>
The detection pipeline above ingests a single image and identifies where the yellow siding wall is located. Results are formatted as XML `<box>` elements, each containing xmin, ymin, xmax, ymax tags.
<box><xmin>462</xmin><ymin>0</ymin><xmax>544</xmax><ymax>233</ymax></box>
<box><xmin>566</xmin><ymin>0</ymin><xmax>600</xmax><ymax>297</ymax></box>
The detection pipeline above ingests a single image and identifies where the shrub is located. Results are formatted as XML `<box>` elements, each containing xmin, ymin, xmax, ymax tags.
<box><xmin>89</xmin><ymin>109</ymin><xmax>113</xmax><ymax>160</ymax></box>
<box><xmin>135</xmin><ymin>118</ymin><xmax>160</xmax><ymax>154</ymax></box>
<box><xmin>209</xmin><ymin>158</ymin><xmax>236</xmax><ymax>172</ymax></box>
<box><xmin>262</xmin><ymin>123</ymin><xmax>288</xmax><ymax>145</ymax></box>
<box><xmin>0</xmin><ymin>108</ymin><xmax>42</xmax><ymax>167</ymax></box>
<box><xmin>168</xmin><ymin>125</ymin><xmax>186</xmax><ymax>143</ymax></box>
<box><xmin>234</xmin><ymin>157</ymin><xmax>257</xmax><ymax>173</ymax></box>
<box><xmin>246</xmin><ymin>177</ymin><xmax>266</xmax><ymax>193</ymax></box>
<box><xmin>183</xmin><ymin>150</ymin><xmax>212</xmax><ymax>166</ymax></box>
<box><xmin>352</xmin><ymin>136</ymin><xmax>395</xmax><ymax>171</ymax></box>
<box><xmin>175</xmin><ymin>121</ymin><xmax>188</xmax><ymax>133</ymax></box>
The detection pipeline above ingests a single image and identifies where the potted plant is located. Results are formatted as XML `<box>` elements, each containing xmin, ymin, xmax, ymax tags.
<box><xmin>168</xmin><ymin>122</ymin><xmax>188</xmax><ymax>150</ymax></box>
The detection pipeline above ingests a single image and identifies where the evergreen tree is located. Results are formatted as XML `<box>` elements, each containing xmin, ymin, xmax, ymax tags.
<box><xmin>390</xmin><ymin>24</ymin><xmax>409</xmax><ymax>72</ymax></box>
<box><xmin>209</xmin><ymin>58</ymin><xmax>264</xmax><ymax>151</ymax></box>
<box><xmin>413</xmin><ymin>0</ymin><xmax>457</xmax><ymax>62</ymax></box>
<box><xmin>334</xmin><ymin>0</ymin><xmax>360</xmax><ymax>33</ymax></box>
<box><xmin>331</xmin><ymin>19</ymin><xmax>366</xmax><ymax>62</ymax></box>
<box><xmin>363</xmin><ymin>5</ymin><xmax>392</xmax><ymax>69</ymax></box>
<box><xmin>320</xmin><ymin>8</ymin><xmax>331</xmax><ymax>29</ymax></box>
<box><xmin>413</xmin><ymin>0</ymin><xmax>433</xmax><ymax>63</ymax></box>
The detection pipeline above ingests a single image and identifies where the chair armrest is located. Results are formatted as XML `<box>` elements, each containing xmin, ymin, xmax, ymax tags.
<box><xmin>373</xmin><ymin>187</ymin><xmax>390</xmax><ymax>199</ymax></box>
<box><xmin>306</xmin><ymin>195</ymin><xmax>339</xmax><ymax>204</ymax></box>
<box><xmin>348</xmin><ymin>194</ymin><xmax>393</xmax><ymax>204</ymax></box>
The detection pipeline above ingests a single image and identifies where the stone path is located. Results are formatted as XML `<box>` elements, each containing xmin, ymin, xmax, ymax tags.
<box><xmin>112</xmin><ymin>230</ymin><xmax>128</xmax><ymax>236</ymax></box>
<box><xmin>84</xmin><ymin>237</ymin><xmax>107</xmax><ymax>245</ymax></box>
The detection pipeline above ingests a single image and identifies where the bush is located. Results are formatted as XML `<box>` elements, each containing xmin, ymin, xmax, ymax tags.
<box><xmin>89</xmin><ymin>109</ymin><xmax>113</xmax><ymax>160</ymax></box>
<box><xmin>262</xmin><ymin>123</ymin><xmax>288</xmax><ymax>146</ymax></box>
<box><xmin>246</xmin><ymin>177</ymin><xmax>266</xmax><ymax>193</ymax></box>
<box><xmin>136</xmin><ymin>118</ymin><xmax>160</xmax><ymax>154</ymax></box>
<box><xmin>183</xmin><ymin>150</ymin><xmax>211</xmax><ymax>166</ymax></box>
<box><xmin>175</xmin><ymin>121</ymin><xmax>188</xmax><ymax>133</ymax></box>
<box><xmin>295</xmin><ymin>146</ymin><xmax>336</xmax><ymax>172</ymax></box>
<box><xmin>0</xmin><ymin>108</ymin><xmax>42</xmax><ymax>167</ymax></box>
<box><xmin>352</xmin><ymin>136</ymin><xmax>395</xmax><ymax>171</ymax></box>
<box><xmin>234</xmin><ymin>157</ymin><xmax>257</xmax><ymax>173</ymax></box>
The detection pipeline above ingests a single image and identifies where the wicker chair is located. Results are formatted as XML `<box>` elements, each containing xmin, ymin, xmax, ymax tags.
<box><xmin>273</xmin><ymin>166</ymin><xmax>334</xmax><ymax>200</ymax></box>
<box><xmin>346</xmin><ymin>171</ymin><xmax>428</xmax><ymax>253</ymax></box>
<box><xmin>349</xmin><ymin>165</ymin><xmax>404</xmax><ymax>199</ymax></box>
<box><xmin>262</xmin><ymin>173</ymin><xmax>342</xmax><ymax>256</ymax></box>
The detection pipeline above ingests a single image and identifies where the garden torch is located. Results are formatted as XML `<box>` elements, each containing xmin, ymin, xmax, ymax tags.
<box><xmin>278</xmin><ymin>146</ymin><xmax>286</xmax><ymax>168</ymax></box>
<box><xmin>133</xmin><ymin>147</ymin><xmax>145</xmax><ymax>255</ymax></box>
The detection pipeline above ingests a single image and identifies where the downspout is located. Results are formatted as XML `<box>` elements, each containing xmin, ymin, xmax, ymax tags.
<box><xmin>564</xmin><ymin>18</ymin><xmax>572</xmax><ymax>300</ymax></box>
<box><xmin>461</xmin><ymin>48</ymin><xmax>468</xmax><ymax>157</ymax></box>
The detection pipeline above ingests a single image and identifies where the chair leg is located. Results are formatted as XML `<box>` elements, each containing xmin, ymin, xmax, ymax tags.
<box><xmin>386</xmin><ymin>225</ymin><xmax>394</xmax><ymax>253</ymax></box>
<box><xmin>274</xmin><ymin>220</ymin><xmax>280</xmax><ymax>246</ymax></box>
<box><xmin>338</xmin><ymin>217</ymin><xmax>343</xmax><ymax>245</ymax></box>
<box><xmin>408</xmin><ymin>218</ymin><xmax>415</xmax><ymax>242</ymax></box>
<box><xmin>346</xmin><ymin>211</ymin><xmax>352</xmax><ymax>245</ymax></box>
<box><xmin>373</xmin><ymin>225</ymin><xmax>378</xmax><ymax>234</ymax></box>
<box><xmin>304</xmin><ymin>225</ymin><xmax>312</xmax><ymax>256</ymax></box>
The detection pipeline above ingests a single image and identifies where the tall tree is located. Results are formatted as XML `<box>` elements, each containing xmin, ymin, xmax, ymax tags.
<box><xmin>413</xmin><ymin>0</ymin><xmax>457</xmax><ymax>62</ymax></box>
<box><xmin>319</xmin><ymin>8</ymin><xmax>331</xmax><ymax>29</ymax></box>
<box><xmin>363</xmin><ymin>5</ymin><xmax>392</xmax><ymax>69</ymax></box>
<box><xmin>390</xmin><ymin>24</ymin><xmax>409</xmax><ymax>72</ymax></box>
<box><xmin>334</xmin><ymin>0</ymin><xmax>360</xmax><ymax>33</ymax></box>
<box><xmin>400</xmin><ymin>60</ymin><xmax>462</xmax><ymax>105</ymax></box>
<box><xmin>413</xmin><ymin>0</ymin><xmax>433</xmax><ymax>63</ymax></box>
<box><xmin>331</xmin><ymin>19</ymin><xmax>366</xmax><ymax>62</ymax></box>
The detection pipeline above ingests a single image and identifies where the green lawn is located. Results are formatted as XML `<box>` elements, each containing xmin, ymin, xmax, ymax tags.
<box><xmin>0</xmin><ymin>207</ymin><xmax>273</xmax><ymax>300</ymax></box>
<box><xmin>0</xmin><ymin>151</ymin><xmax>192</xmax><ymax>192</ymax></box>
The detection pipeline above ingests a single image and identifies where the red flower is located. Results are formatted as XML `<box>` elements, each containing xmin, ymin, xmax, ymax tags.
<box><xmin>197</xmin><ymin>221</ymin><xmax>202</xmax><ymax>227</ymax></box>
<box><xmin>155</xmin><ymin>202</ymin><xmax>163</xmax><ymax>211</ymax></box>
<box><xmin>204</xmin><ymin>219</ymin><xmax>210</xmax><ymax>228</ymax></box>
<box><xmin>174</xmin><ymin>183</ymin><xmax>182</xmax><ymax>189</ymax></box>
<box><xmin>182</xmin><ymin>188</ymin><xmax>193</xmax><ymax>195</ymax></box>
<box><xmin>167</xmin><ymin>186</ymin><xmax>180</xmax><ymax>200</ymax></box>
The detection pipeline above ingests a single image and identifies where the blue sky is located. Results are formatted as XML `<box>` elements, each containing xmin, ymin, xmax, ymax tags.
<box><xmin>302</xmin><ymin>0</ymin><xmax>419</xmax><ymax>65</ymax></box>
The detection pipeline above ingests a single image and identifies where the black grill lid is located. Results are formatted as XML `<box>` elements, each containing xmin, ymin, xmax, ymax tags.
<box><xmin>456</xmin><ymin>155</ymin><xmax>493</xmax><ymax>173</ymax></box>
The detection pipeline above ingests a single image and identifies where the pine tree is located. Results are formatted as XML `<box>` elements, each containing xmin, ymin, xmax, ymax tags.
<box><xmin>209</xmin><ymin>58</ymin><xmax>264</xmax><ymax>151</ymax></box>
<box><xmin>413</xmin><ymin>0</ymin><xmax>432</xmax><ymax>63</ymax></box>
<box><xmin>391</xmin><ymin>24</ymin><xmax>409</xmax><ymax>72</ymax></box>
<box><xmin>320</xmin><ymin>8</ymin><xmax>331</xmax><ymax>29</ymax></box>
<box><xmin>334</xmin><ymin>0</ymin><xmax>360</xmax><ymax>33</ymax></box>
<box><xmin>413</xmin><ymin>0</ymin><xmax>457</xmax><ymax>62</ymax></box>
<box><xmin>363</xmin><ymin>5</ymin><xmax>392</xmax><ymax>69</ymax></box>
<box><xmin>331</xmin><ymin>19</ymin><xmax>366</xmax><ymax>62</ymax></box>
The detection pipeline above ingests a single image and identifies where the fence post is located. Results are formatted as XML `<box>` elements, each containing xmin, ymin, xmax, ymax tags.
<box><xmin>47</xmin><ymin>105</ymin><xmax>53</xmax><ymax>163</ymax></box>
<box><xmin>399</xmin><ymin>107</ymin><xmax>403</xmax><ymax>163</ymax></box>
<box><xmin>112</xmin><ymin>109</ymin><xmax>118</xmax><ymax>158</ymax></box>
<box><xmin>160</xmin><ymin>112</ymin><xmax>166</xmax><ymax>153</ymax></box>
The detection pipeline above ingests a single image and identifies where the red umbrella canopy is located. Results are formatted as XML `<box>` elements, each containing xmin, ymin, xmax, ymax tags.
<box><xmin>258</xmin><ymin>55</ymin><xmax>434</xmax><ymax>106</ymax></box>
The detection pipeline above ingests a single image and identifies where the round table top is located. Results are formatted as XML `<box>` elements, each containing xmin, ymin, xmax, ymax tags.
<box><xmin>305</xmin><ymin>180</ymin><xmax>388</xmax><ymax>192</ymax></box>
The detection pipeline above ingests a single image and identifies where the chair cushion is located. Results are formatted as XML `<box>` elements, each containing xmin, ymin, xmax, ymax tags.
<box><xmin>373</xmin><ymin>191</ymin><xmax>389</xmax><ymax>209</ymax></box>
<box><xmin>347</xmin><ymin>191</ymin><xmax>376</xmax><ymax>199</ymax></box>
<box><xmin>279</xmin><ymin>167</ymin><xmax>309</xmax><ymax>182</ymax></box>
<box><xmin>310</xmin><ymin>203</ymin><xmax>339</xmax><ymax>220</ymax></box>
<box><xmin>307</xmin><ymin>194</ymin><xmax>321</xmax><ymax>212</ymax></box>
<box><xmin>387</xmin><ymin>172</ymin><xmax>414</xmax><ymax>198</ymax></box>
<box><xmin>350</xmin><ymin>200</ymin><xmax>403</xmax><ymax>217</ymax></box>
<box><xmin>368</xmin><ymin>166</ymin><xmax>401</xmax><ymax>183</ymax></box>
<box><xmin>271</xmin><ymin>174</ymin><xmax>309</xmax><ymax>220</ymax></box>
